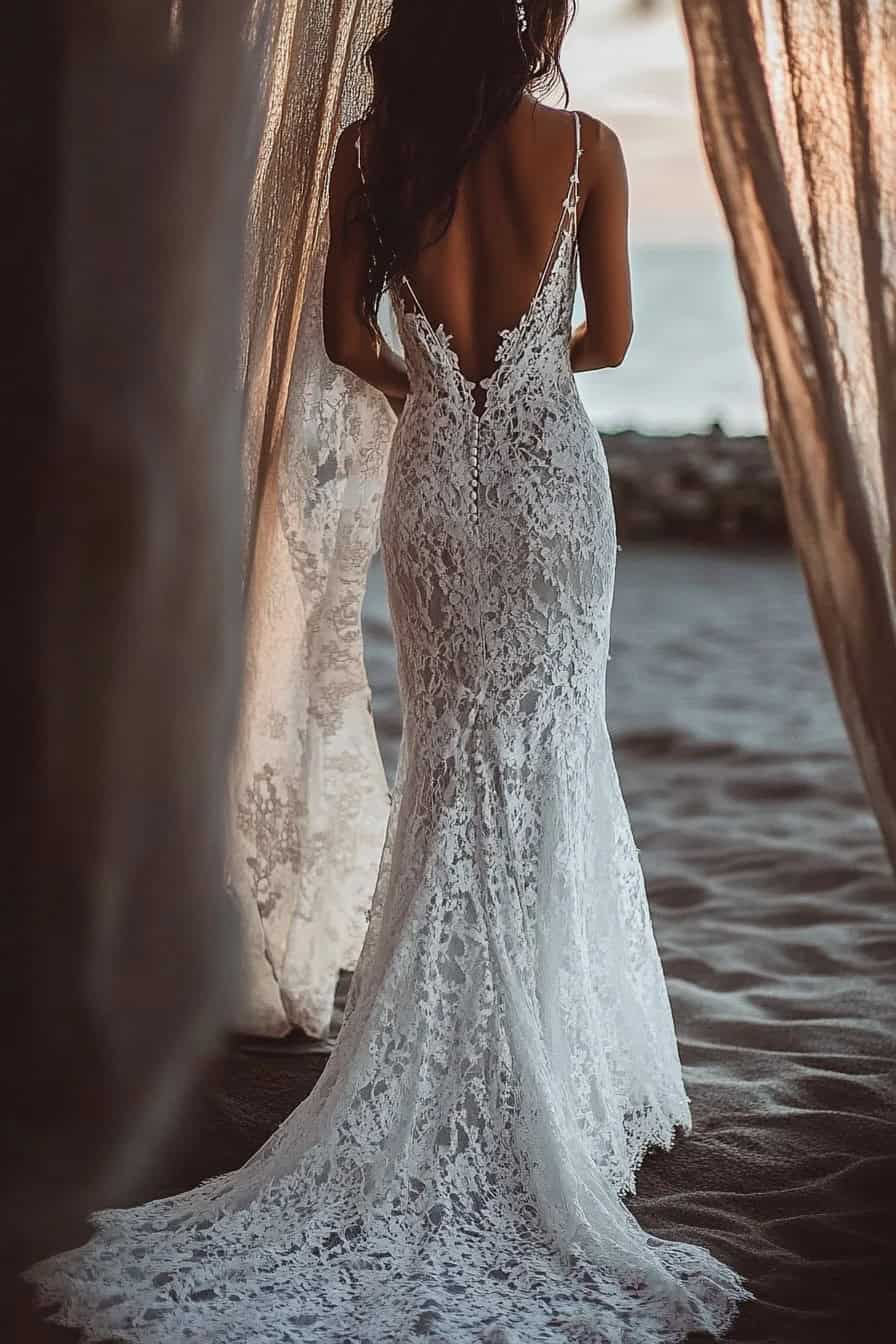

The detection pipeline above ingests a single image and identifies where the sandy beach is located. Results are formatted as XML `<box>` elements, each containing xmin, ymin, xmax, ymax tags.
<box><xmin>603</xmin><ymin>547</ymin><xmax>894</xmax><ymax>1342</ymax></box>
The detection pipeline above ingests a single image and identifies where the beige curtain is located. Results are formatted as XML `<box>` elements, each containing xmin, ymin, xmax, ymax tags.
<box><xmin>228</xmin><ymin>0</ymin><xmax>395</xmax><ymax>1037</ymax></box>
<box><xmin>681</xmin><ymin>0</ymin><xmax>896</xmax><ymax>870</ymax></box>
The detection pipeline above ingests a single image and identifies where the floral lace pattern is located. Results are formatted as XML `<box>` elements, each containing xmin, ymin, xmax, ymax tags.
<box><xmin>25</xmin><ymin>111</ymin><xmax>753</xmax><ymax>1341</ymax></box>
<box><xmin>226</xmin><ymin>208</ymin><xmax>394</xmax><ymax>1039</ymax></box>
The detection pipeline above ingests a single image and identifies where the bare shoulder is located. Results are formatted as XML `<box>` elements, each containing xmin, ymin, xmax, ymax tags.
<box><xmin>329</xmin><ymin>118</ymin><xmax>366</xmax><ymax>207</ymax></box>
<box><xmin>334</xmin><ymin>118</ymin><xmax>365</xmax><ymax>172</ymax></box>
<box><xmin>574</xmin><ymin>112</ymin><xmax>628</xmax><ymax>195</ymax></box>
<box><xmin>575</xmin><ymin>111</ymin><xmax>624</xmax><ymax>156</ymax></box>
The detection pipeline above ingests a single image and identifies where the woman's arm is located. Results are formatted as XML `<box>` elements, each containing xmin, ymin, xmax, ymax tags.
<box><xmin>569</xmin><ymin>116</ymin><xmax>634</xmax><ymax>373</ymax></box>
<box><xmin>322</xmin><ymin>122</ymin><xmax>410</xmax><ymax>412</ymax></box>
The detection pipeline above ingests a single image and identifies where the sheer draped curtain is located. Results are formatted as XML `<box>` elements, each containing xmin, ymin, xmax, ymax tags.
<box><xmin>229</xmin><ymin>0</ymin><xmax>394</xmax><ymax>1038</ymax></box>
<box><xmin>681</xmin><ymin>0</ymin><xmax>896</xmax><ymax>871</ymax></box>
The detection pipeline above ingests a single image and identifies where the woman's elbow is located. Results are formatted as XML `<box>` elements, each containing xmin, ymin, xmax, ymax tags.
<box><xmin>605</xmin><ymin>322</ymin><xmax>634</xmax><ymax>368</ymax></box>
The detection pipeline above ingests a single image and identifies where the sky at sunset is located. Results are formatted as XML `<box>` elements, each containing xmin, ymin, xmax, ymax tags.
<box><xmin>558</xmin><ymin>0</ymin><xmax>727</xmax><ymax>244</ymax></box>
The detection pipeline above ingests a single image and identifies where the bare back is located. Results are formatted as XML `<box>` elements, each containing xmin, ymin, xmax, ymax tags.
<box><xmin>324</xmin><ymin>94</ymin><xmax>632</xmax><ymax>408</ymax></box>
<box><xmin>383</xmin><ymin>98</ymin><xmax>584</xmax><ymax>385</ymax></box>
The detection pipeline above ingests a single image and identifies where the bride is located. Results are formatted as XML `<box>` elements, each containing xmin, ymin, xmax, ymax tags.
<box><xmin>26</xmin><ymin>1</ymin><xmax>754</xmax><ymax>1339</ymax></box>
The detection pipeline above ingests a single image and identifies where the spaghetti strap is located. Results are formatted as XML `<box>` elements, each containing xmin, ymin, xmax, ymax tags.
<box><xmin>526</xmin><ymin>110</ymin><xmax>582</xmax><ymax>315</ymax></box>
<box><xmin>571</xmin><ymin>110</ymin><xmax>582</xmax><ymax>217</ymax></box>
<box><xmin>355</xmin><ymin>126</ymin><xmax>378</xmax><ymax>236</ymax></box>
<box><xmin>355</xmin><ymin>125</ymin><xmax>433</xmax><ymax>330</ymax></box>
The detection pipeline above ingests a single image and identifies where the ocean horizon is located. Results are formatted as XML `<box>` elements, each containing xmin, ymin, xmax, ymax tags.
<box><xmin>576</xmin><ymin>242</ymin><xmax>766</xmax><ymax>437</ymax></box>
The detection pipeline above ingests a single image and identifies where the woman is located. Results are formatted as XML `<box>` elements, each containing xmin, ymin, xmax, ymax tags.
<box><xmin>26</xmin><ymin>2</ymin><xmax>753</xmax><ymax>1339</ymax></box>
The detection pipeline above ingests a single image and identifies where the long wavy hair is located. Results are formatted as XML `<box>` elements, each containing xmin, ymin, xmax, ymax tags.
<box><xmin>354</xmin><ymin>0</ymin><xmax>577</xmax><ymax>329</ymax></box>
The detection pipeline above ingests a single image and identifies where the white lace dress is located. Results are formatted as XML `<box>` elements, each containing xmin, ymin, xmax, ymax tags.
<box><xmin>26</xmin><ymin>111</ymin><xmax>753</xmax><ymax>1342</ymax></box>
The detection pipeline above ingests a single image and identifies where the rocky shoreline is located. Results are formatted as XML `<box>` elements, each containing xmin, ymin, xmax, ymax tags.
<box><xmin>601</xmin><ymin>424</ymin><xmax>789</xmax><ymax>545</ymax></box>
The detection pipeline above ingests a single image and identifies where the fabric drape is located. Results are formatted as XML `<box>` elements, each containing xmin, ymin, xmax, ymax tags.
<box><xmin>681</xmin><ymin>0</ymin><xmax>896</xmax><ymax>871</ymax></box>
<box><xmin>6</xmin><ymin>1</ymin><xmax>262</xmax><ymax>1267</ymax></box>
<box><xmin>228</xmin><ymin>0</ymin><xmax>395</xmax><ymax>1037</ymax></box>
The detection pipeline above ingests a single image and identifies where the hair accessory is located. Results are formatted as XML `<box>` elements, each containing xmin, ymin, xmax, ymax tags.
<box><xmin>516</xmin><ymin>1</ymin><xmax>528</xmax><ymax>34</ymax></box>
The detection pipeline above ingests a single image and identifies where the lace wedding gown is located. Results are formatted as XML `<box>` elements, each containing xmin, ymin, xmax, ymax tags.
<box><xmin>26</xmin><ymin>111</ymin><xmax>752</xmax><ymax>1342</ymax></box>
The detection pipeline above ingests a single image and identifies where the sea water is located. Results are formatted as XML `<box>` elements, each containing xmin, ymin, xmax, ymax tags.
<box><xmin>576</xmin><ymin>243</ymin><xmax>766</xmax><ymax>435</ymax></box>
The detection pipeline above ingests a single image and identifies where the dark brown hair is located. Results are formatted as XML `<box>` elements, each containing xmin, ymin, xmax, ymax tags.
<box><xmin>355</xmin><ymin>0</ymin><xmax>576</xmax><ymax>327</ymax></box>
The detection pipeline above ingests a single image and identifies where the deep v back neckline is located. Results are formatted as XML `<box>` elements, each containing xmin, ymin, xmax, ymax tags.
<box><xmin>355</xmin><ymin>111</ymin><xmax>582</xmax><ymax>398</ymax></box>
